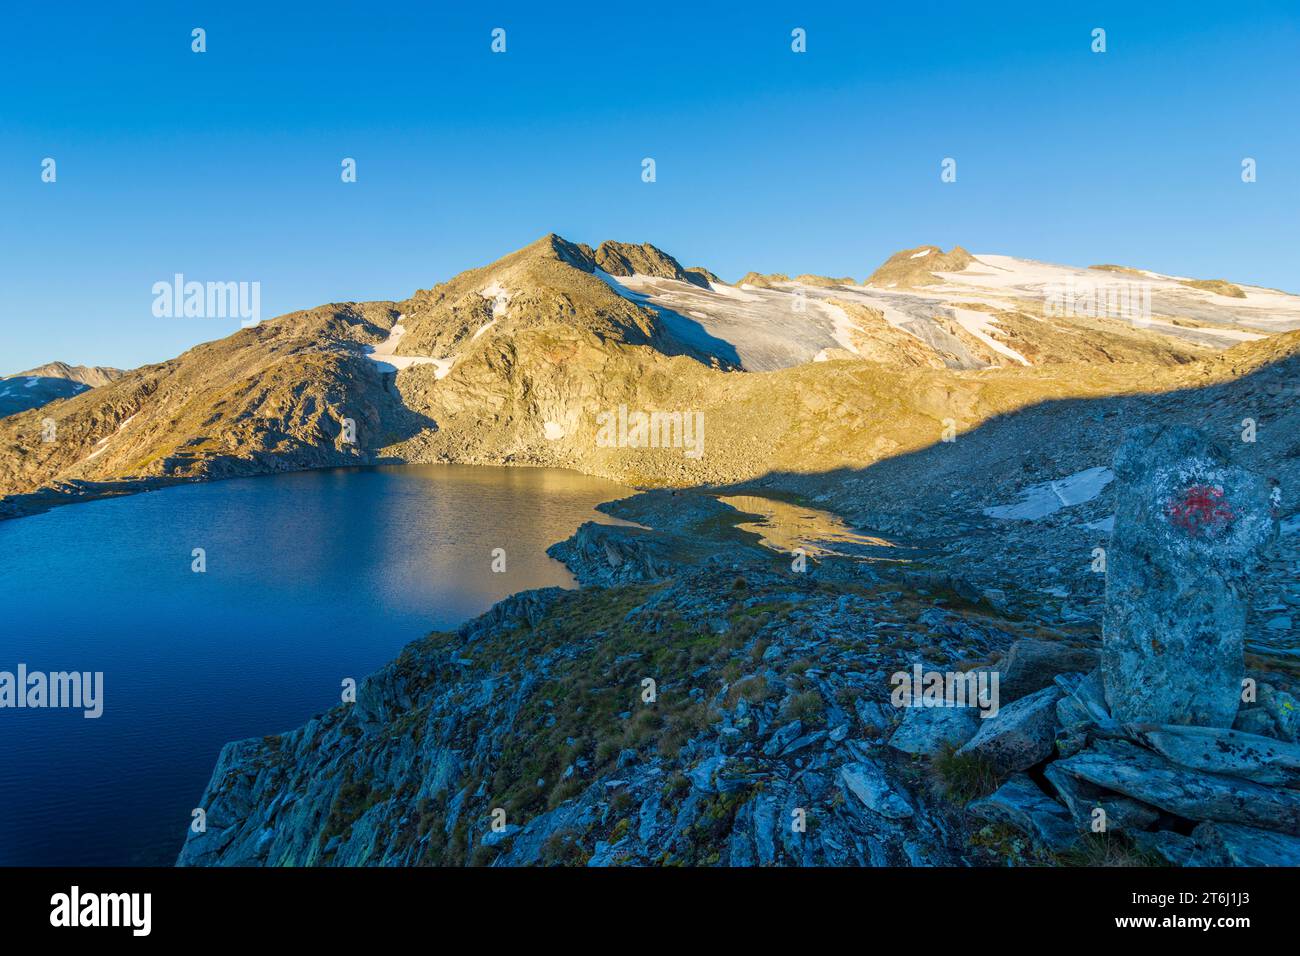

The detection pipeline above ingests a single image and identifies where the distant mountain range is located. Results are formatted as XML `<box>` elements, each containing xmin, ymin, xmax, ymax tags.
<box><xmin>2</xmin><ymin>234</ymin><xmax>1298</xmax><ymax>520</ymax></box>
<box><xmin>0</xmin><ymin>362</ymin><xmax>124</xmax><ymax>419</ymax></box>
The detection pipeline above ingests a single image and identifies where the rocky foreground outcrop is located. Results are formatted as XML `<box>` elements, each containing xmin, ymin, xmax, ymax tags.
<box><xmin>949</xmin><ymin>426</ymin><xmax>1297</xmax><ymax>865</ymax></box>
<box><xmin>1103</xmin><ymin>425</ymin><xmax>1277</xmax><ymax>726</ymax></box>
<box><xmin>178</xmin><ymin>451</ymin><xmax>1299</xmax><ymax>867</ymax></box>
<box><xmin>176</xmin><ymin>540</ymin><xmax>1004</xmax><ymax>867</ymax></box>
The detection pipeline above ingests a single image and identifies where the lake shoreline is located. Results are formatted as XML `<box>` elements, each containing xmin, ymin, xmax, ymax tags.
<box><xmin>0</xmin><ymin>457</ymin><xmax>657</xmax><ymax>524</ymax></box>
<box><xmin>0</xmin><ymin>464</ymin><xmax>637</xmax><ymax>866</ymax></box>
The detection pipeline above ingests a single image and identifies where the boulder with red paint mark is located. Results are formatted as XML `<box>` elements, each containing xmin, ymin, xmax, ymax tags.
<box><xmin>1102</xmin><ymin>425</ymin><xmax>1277</xmax><ymax>728</ymax></box>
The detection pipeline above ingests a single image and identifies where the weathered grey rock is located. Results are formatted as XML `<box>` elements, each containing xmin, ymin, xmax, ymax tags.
<box><xmin>1042</xmin><ymin>762</ymin><xmax>1160</xmax><ymax>834</ymax></box>
<box><xmin>481</xmin><ymin>823</ymin><xmax>520</xmax><ymax>847</ymax></box>
<box><xmin>1052</xmin><ymin>669</ymin><xmax>1115</xmax><ymax>757</ymax></box>
<box><xmin>750</xmin><ymin>790</ymin><xmax>782</xmax><ymax>866</ymax></box>
<box><xmin>687</xmin><ymin>755</ymin><xmax>727</xmax><ymax>794</ymax></box>
<box><xmin>638</xmin><ymin>792</ymin><xmax>661</xmax><ymax>844</ymax></box>
<box><xmin>763</xmin><ymin>720</ymin><xmax>803</xmax><ymax>756</ymax></box>
<box><xmin>1055</xmin><ymin>669</ymin><xmax>1113</xmax><ymax>727</ymax></box>
<box><xmin>727</xmin><ymin>800</ymin><xmax>758</xmax><ymax>866</ymax></box>
<box><xmin>1136</xmin><ymin>818</ymin><xmax>1300</xmax><ymax>866</ymax></box>
<box><xmin>998</xmin><ymin>639</ymin><xmax>1097</xmax><ymax>702</ymax></box>
<box><xmin>956</xmin><ymin>686</ymin><xmax>1061</xmax><ymax>774</ymax></box>
<box><xmin>548</xmin><ymin>521</ymin><xmax>764</xmax><ymax>587</ymax></box>
<box><xmin>781</xmin><ymin>730</ymin><xmax>827</xmax><ymax>756</ymax></box>
<box><xmin>457</xmin><ymin>586</ymin><xmax>568</xmax><ymax>642</ymax></box>
<box><xmin>586</xmin><ymin>838</ymin><xmax>629</xmax><ymax>867</ymax></box>
<box><xmin>177</xmin><ymin>736</ymin><xmax>269</xmax><ymax>866</ymax></box>
<box><xmin>1101</xmin><ymin>426</ymin><xmax>1277</xmax><ymax>727</ymax></box>
<box><xmin>1054</xmin><ymin>729</ymin><xmax>1089</xmax><ymax>759</ymax></box>
<box><xmin>854</xmin><ymin>697</ymin><xmax>896</xmax><ymax>732</ymax></box>
<box><xmin>1056</xmin><ymin>691</ymin><xmax>1091</xmax><ymax>730</ymax></box>
<box><xmin>1054</xmin><ymin>739</ymin><xmax>1300</xmax><ymax>835</ymax></box>
<box><xmin>1261</xmin><ymin>683</ymin><xmax>1300</xmax><ymax>741</ymax></box>
<box><xmin>1130</xmin><ymin>829</ymin><xmax>1201</xmax><ymax>866</ymax></box>
<box><xmin>886</xmin><ymin>704</ymin><xmax>981</xmax><ymax>757</ymax></box>
<box><xmin>980</xmin><ymin>587</ymin><xmax>1010</xmax><ymax>615</ymax></box>
<box><xmin>1232</xmin><ymin>705</ymin><xmax>1278</xmax><ymax>739</ymax></box>
<box><xmin>1127</xmin><ymin>723</ymin><xmax>1300</xmax><ymax>786</ymax></box>
<box><xmin>1189</xmin><ymin>821</ymin><xmax>1300</xmax><ymax>867</ymax></box>
<box><xmin>968</xmin><ymin>774</ymin><xmax>1079</xmax><ymax>854</ymax></box>
<box><xmin>839</xmin><ymin>760</ymin><xmax>913</xmax><ymax>819</ymax></box>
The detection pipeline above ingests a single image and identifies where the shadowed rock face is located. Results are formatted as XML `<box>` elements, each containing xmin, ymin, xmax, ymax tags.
<box><xmin>1101</xmin><ymin>425</ymin><xmax>1278</xmax><ymax>727</ymax></box>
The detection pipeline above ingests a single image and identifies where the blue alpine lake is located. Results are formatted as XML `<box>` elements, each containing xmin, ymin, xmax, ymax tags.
<box><xmin>0</xmin><ymin>464</ymin><xmax>631</xmax><ymax>866</ymax></box>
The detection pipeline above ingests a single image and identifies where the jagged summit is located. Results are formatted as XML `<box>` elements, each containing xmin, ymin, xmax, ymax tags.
<box><xmin>390</xmin><ymin>232</ymin><xmax>725</xmax><ymax>365</ymax></box>
<box><xmin>500</xmin><ymin>234</ymin><xmax>716</xmax><ymax>288</ymax></box>
<box><xmin>465</xmin><ymin>233</ymin><xmax>704</xmax><ymax>275</ymax></box>
<box><xmin>591</xmin><ymin>240</ymin><xmax>713</xmax><ymax>289</ymax></box>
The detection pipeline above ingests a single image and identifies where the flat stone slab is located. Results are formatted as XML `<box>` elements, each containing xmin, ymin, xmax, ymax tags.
<box><xmin>1190</xmin><ymin>821</ymin><xmax>1300</xmax><ymax>866</ymax></box>
<box><xmin>1043</xmin><ymin>762</ymin><xmax>1160</xmax><ymax>834</ymax></box>
<box><xmin>1127</xmin><ymin>723</ymin><xmax>1300</xmax><ymax>786</ymax></box>
<box><xmin>1054</xmin><ymin>740</ymin><xmax>1300</xmax><ymax>835</ymax></box>
<box><xmin>887</xmin><ymin>704</ymin><xmax>981</xmax><ymax>757</ymax></box>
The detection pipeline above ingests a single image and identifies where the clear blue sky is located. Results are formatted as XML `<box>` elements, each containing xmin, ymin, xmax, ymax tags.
<box><xmin>2</xmin><ymin>1</ymin><xmax>1297</xmax><ymax>374</ymax></box>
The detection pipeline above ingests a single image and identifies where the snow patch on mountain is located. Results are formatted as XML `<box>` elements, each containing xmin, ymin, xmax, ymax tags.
<box><xmin>950</xmin><ymin>307</ymin><xmax>1029</xmax><ymax>366</ymax></box>
<box><xmin>820</xmin><ymin>301</ymin><xmax>864</xmax><ymax>356</ymax></box>
<box><xmin>480</xmin><ymin>282</ymin><xmax>511</xmax><ymax>316</ymax></box>
<box><xmin>365</xmin><ymin>323</ymin><xmax>454</xmax><ymax>378</ymax></box>
<box><xmin>595</xmin><ymin>271</ymin><xmax>862</xmax><ymax>371</ymax></box>
<box><xmin>936</xmin><ymin>254</ymin><xmax>1300</xmax><ymax>340</ymax></box>
<box><xmin>984</xmin><ymin>467</ymin><xmax>1115</xmax><ymax>520</ymax></box>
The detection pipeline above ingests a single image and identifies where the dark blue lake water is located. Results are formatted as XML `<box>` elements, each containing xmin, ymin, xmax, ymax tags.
<box><xmin>0</xmin><ymin>464</ymin><xmax>629</xmax><ymax>866</ymax></box>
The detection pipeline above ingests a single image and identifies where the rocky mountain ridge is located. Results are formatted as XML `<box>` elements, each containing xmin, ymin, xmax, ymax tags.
<box><xmin>4</xmin><ymin>233</ymin><xmax>1298</xmax><ymax>523</ymax></box>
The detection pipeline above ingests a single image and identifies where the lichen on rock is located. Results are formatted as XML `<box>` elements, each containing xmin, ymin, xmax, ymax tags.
<box><xmin>1101</xmin><ymin>425</ymin><xmax>1278</xmax><ymax>727</ymax></box>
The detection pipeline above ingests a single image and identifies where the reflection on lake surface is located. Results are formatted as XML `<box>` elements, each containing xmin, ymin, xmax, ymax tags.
<box><xmin>718</xmin><ymin>494</ymin><xmax>912</xmax><ymax>561</ymax></box>
<box><xmin>0</xmin><ymin>464</ymin><xmax>629</xmax><ymax>865</ymax></box>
